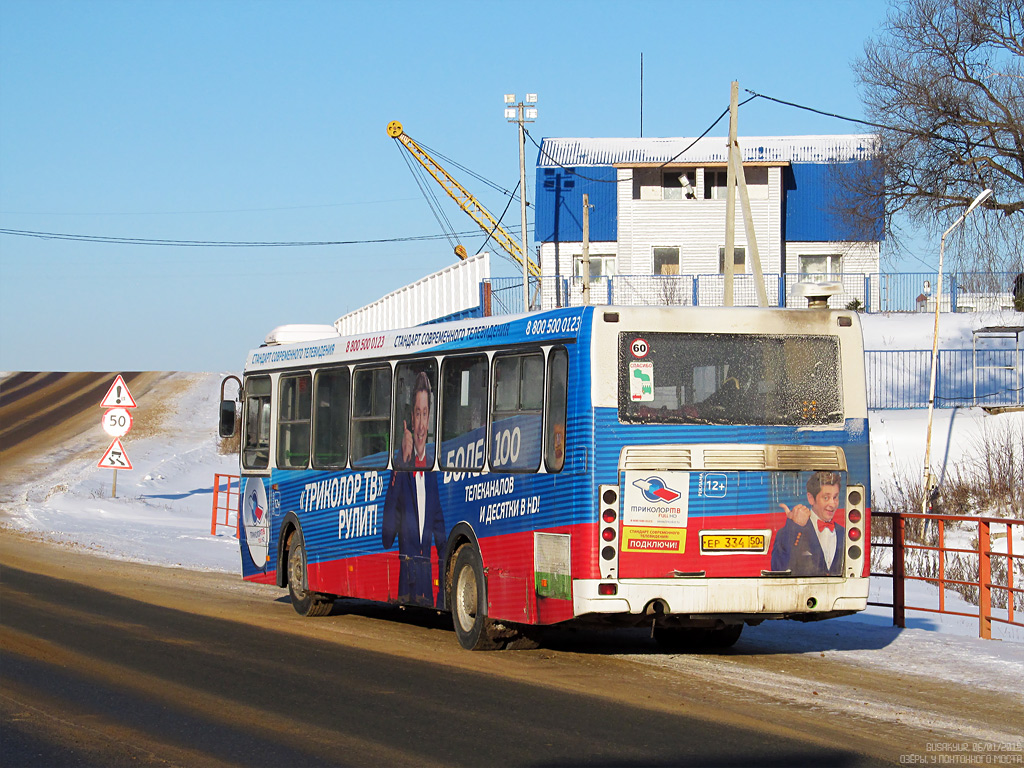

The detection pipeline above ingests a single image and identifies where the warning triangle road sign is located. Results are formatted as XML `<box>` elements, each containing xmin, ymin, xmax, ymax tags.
<box><xmin>98</xmin><ymin>438</ymin><xmax>133</xmax><ymax>470</ymax></box>
<box><xmin>100</xmin><ymin>375</ymin><xmax>137</xmax><ymax>408</ymax></box>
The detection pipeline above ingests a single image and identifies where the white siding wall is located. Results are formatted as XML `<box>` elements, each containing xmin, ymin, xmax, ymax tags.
<box><xmin>617</xmin><ymin>165</ymin><xmax>783</xmax><ymax>276</ymax></box>
<box><xmin>784</xmin><ymin>241</ymin><xmax>880</xmax><ymax>274</ymax></box>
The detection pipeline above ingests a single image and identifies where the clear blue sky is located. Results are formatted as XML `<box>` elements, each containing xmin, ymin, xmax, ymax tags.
<box><xmin>1</xmin><ymin>0</ymin><xmax>896</xmax><ymax>372</ymax></box>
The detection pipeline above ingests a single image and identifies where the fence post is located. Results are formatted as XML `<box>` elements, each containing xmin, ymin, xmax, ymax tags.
<box><xmin>893</xmin><ymin>514</ymin><xmax>906</xmax><ymax>627</ymax></box>
<box><xmin>210</xmin><ymin>476</ymin><xmax>221</xmax><ymax>536</ymax></box>
<box><xmin>979</xmin><ymin>519</ymin><xmax>992</xmax><ymax>639</ymax></box>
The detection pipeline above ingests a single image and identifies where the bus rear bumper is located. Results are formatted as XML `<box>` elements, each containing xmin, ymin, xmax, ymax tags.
<box><xmin>573</xmin><ymin>577</ymin><xmax>869</xmax><ymax>619</ymax></box>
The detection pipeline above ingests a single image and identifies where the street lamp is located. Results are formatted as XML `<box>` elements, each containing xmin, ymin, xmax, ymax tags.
<box><xmin>921</xmin><ymin>188</ymin><xmax>992</xmax><ymax>512</ymax></box>
<box><xmin>504</xmin><ymin>93</ymin><xmax>537</xmax><ymax>312</ymax></box>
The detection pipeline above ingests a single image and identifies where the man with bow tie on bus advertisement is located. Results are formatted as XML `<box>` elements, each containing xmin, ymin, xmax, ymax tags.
<box><xmin>382</xmin><ymin>368</ymin><xmax>447</xmax><ymax>608</ymax></box>
<box><xmin>770</xmin><ymin>471</ymin><xmax>846</xmax><ymax>577</ymax></box>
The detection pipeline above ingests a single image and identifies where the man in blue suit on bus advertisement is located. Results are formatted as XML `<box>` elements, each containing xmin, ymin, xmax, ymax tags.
<box><xmin>770</xmin><ymin>471</ymin><xmax>845</xmax><ymax>577</ymax></box>
<box><xmin>382</xmin><ymin>370</ymin><xmax>447</xmax><ymax>608</ymax></box>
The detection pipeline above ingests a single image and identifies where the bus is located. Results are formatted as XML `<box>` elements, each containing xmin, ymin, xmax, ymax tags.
<box><xmin>220</xmin><ymin>304</ymin><xmax>870</xmax><ymax>650</ymax></box>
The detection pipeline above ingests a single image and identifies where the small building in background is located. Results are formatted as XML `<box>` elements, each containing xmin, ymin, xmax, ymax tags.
<box><xmin>533</xmin><ymin>134</ymin><xmax>884</xmax><ymax>308</ymax></box>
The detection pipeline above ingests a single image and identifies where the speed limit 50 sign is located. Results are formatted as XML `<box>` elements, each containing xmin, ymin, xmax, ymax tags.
<box><xmin>102</xmin><ymin>407</ymin><xmax>133</xmax><ymax>437</ymax></box>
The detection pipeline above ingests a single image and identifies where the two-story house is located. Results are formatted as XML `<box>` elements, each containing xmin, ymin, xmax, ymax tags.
<box><xmin>533</xmin><ymin>134</ymin><xmax>884</xmax><ymax>309</ymax></box>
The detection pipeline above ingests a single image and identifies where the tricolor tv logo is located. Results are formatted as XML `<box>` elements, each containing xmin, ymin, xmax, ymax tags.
<box><xmin>632</xmin><ymin>476</ymin><xmax>681</xmax><ymax>503</ymax></box>
<box><xmin>247</xmin><ymin>489</ymin><xmax>265</xmax><ymax>524</ymax></box>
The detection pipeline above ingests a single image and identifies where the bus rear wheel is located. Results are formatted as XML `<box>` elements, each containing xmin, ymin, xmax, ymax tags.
<box><xmin>449</xmin><ymin>544</ymin><xmax>502</xmax><ymax>651</ymax></box>
<box><xmin>287</xmin><ymin>535</ymin><xmax>333</xmax><ymax>617</ymax></box>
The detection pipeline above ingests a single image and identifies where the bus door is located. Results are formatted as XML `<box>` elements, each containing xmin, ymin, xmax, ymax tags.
<box><xmin>239</xmin><ymin>375</ymin><xmax>273</xmax><ymax>577</ymax></box>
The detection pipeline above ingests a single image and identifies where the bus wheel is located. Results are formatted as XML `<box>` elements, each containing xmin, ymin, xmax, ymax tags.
<box><xmin>449</xmin><ymin>545</ymin><xmax>501</xmax><ymax>651</ymax></box>
<box><xmin>653</xmin><ymin>624</ymin><xmax>742</xmax><ymax>651</ymax></box>
<box><xmin>287</xmin><ymin>536</ymin><xmax>332</xmax><ymax>617</ymax></box>
<box><xmin>704</xmin><ymin>623</ymin><xmax>743</xmax><ymax>648</ymax></box>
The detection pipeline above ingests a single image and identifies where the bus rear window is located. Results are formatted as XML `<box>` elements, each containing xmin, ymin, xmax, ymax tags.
<box><xmin>618</xmin><ymin>332</ymin><xmax>842</xmax><ymax>426</ymax></box>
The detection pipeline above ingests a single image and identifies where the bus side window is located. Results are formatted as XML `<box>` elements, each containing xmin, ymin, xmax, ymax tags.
<box><xmin>278</xmin><ymin>374</ymin><xmax>312</xmax><ymax>469</ymax></box>
<box><xmin>545</xmin><ymin>347</ymin><xmax>568</xmax><ymax>473</ymax></box>
<box><xmin>490</xmin><ymin>351</ymin><xmax>544</xmax><ymax>472</ymax></box>
<box><xmin>392</xmin><ymin>360</ymin><xmax>438</xmax><ymax>470</ymax></box>
<box><xmin>313</xmin><ymin>367</ymin><xmax>349</xmax><ymax>469</ymax></box>
<box><xmin>351</xmin><ymin>365</ymin><xmax>392</xmax><ymax>469</ymax></box>
<box><xmin>439</xmin><ymin>355</ymin><xmax>487</xmax><ymax>472</ymax></box>
<box><xmin>242</xmin><ymin>375</ymin><xmax>272</xmax><ymax>470</ymax></box>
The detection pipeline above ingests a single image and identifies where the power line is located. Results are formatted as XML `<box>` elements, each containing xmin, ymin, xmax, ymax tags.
<box><xmin>0</xmin><ymin>227</ymin><xmax>515</xmax><ymax>248</ymax></box>
<box><xmin>743</xmin><ymin>89</ymin><xmax>1006</xmax><ymax>153</ymax></box>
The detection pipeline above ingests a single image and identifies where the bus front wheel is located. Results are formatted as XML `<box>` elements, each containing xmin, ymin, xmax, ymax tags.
<box><xmin>287</xmin><ymin>535</ymin><xmax>333</xmax><ymax>617</ymax></box>
<box><xmin>449</xmin><ymin>545</ymin><xmax>501</xmax><ymax>651</ymax></box>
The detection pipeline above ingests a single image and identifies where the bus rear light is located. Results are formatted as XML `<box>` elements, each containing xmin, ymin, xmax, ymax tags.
<box><xmin>598</xmin><ymin>583</ymin><xmax>618</xmax><ymax>595</ymax></box>
<box><xmin>844</xmin><ymin>484</ymin><xmax>867</xmax><ymax>576</ymax></box>
<box><xmin>598</xmin><ymin>484</ymin><xmax>620</xmax><ymax>577</ymax></box>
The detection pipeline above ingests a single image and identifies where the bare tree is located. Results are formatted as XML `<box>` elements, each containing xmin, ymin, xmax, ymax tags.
<box><xmin>856</xmin><ymin>0</ymin><xmax>1024</xmax><ymax>275</ymax></box>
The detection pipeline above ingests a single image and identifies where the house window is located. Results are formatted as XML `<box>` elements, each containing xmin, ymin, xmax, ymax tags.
<box><xmin>800</xmin><ymin>255</ymin><xmax>842</xmax><ymax>280</ymax></box>
<box><xmin>654</xmin><ymin>247</ymin><xmax>680</xmax><ymax>275</ymax></box>
<box><xmin>718</xmin><ymin>246</ymin><xmax>747</xmax><ymax>274</ymax></box>
<box><xmin>704</xmin><ymin>168</ymin><xmax>768</xmax><ymax>200</ymax></box>
<box><xmin>705</xmin><ymin>170</ymin><xmax>728</xmax><ymax>200</ymax></box>
<box><xmin>662</xmin><ymin>169</ymin><xmax>698</xmax><ymax>200</ymax></box>
<box><xmin>574</xmin><ymin>255</ymin><xmax>616</xmax><ymax>283</ymax></box>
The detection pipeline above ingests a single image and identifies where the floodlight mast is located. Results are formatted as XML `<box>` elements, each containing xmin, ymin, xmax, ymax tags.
<box><xmin>387</xmin><ymin>120</ymin><xmax>540</xmax><ymax>280</ymax></box>
<box><xmin>921</xmin><ymin>188</ymin><xmax>993</xmax><ymax>513</ymax></box>
<box><xmin>506</xmin><ymin>93</ymin><xmax>538</xmax><ymax>312</ymax></box>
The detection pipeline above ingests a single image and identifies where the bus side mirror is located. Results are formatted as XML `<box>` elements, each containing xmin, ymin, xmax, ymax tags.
<box><xmin>219</xmin><ymin>400</ymin><xmax>237</xmax><ymax>438</ymax></box>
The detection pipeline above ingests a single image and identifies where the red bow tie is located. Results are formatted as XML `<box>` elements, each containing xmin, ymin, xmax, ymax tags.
<box><xmin>817</xmin><ymin>519</ymin><xmax>836</xmax><ymax>533</ymax></box>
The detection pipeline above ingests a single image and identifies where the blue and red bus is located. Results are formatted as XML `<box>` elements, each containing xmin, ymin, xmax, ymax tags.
<box><xmin>220</xmin><ymin>304</ymin><xmax>870</xmax><ymax>649</ymax></box>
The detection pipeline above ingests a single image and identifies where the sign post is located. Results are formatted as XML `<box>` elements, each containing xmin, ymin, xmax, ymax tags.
<box><xmin>99</xmin><ymin>376</ymin><xmax>136</xmax><ymax>497</ymax></box>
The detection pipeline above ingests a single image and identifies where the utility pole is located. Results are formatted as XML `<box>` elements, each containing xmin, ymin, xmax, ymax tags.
<box><xmin>723</xmin><ymin>81</ymin><xmax>739</xmax><ymax>307</ymax></box>
<box><xmin>581</xmin><ymin>193</ymin><xmax>591</xmax><ymax>305</ymax></box>
<box><xmin>505</xmin><ymin>93</ymin><xmax>538</xmax><ymax>312</ymax></box>
<box><xmin>723</xmin><ymin>80</ymin><xmax>768</xmax><ymax>307</ymax></box>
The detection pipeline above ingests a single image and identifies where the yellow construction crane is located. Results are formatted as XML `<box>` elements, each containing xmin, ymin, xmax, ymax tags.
<box><xmin>387</xmin><ymin>120</ymin><xmax>540</xmax><ymax>278</ymax></box>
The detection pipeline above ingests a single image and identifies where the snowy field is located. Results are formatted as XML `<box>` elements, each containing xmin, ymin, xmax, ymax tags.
<box><xmin>1</xmin><ymin>309</ymin><xmax>1023</xmax><ymax>689</ymax></box>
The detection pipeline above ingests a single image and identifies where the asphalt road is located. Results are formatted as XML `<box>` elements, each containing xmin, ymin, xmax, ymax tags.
<box><xmin>0</xmin><ymin>532</ymin><xmax>893</xmax><ymax>768</ymax></box>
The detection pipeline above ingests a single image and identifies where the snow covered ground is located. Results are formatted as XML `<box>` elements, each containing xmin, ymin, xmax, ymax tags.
<box><xmin>1</xmin><ymin>309</ymin><xmax>1023</xmax><ymax>688</ymax></box>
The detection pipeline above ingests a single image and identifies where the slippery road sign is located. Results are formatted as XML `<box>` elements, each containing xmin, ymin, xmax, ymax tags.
<box><xmin>100</xmin><ymin>375</ymin><xmax>137</xmax><ymax>408</ymax></box>
<box><xmin>98</xmin><ymin>438</ymin><xmax>133</xmax><ymax>470</ymax></box>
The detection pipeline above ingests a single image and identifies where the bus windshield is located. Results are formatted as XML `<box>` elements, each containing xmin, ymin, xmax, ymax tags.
<box><xmin>618</xmin><ymin>332</ymin><xmax>843</xmax><ymax>426</ymax></box>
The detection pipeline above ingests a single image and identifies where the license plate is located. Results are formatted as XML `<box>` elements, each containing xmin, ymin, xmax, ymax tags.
<box><xmin>701</xmin><ymin>534</ymin><xmax>766</xmax><ymax>553</ymax></box>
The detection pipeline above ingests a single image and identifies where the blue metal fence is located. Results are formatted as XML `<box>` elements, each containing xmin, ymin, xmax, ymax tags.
<box><xmin>865</xmin><ymin>349</ymin><xmax>1024</xmax><ymax>409</ymax></box>
<box><xmin>529</xmin><ymin>271</ymin><xmax>1019</xmax><ymax>313</ymax></box>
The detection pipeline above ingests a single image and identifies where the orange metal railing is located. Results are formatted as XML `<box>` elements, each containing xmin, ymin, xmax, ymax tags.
<box><xmin>211</xmin><ymin>473</ymin><xmax>240</xmax><ymax>538</ymax></box>
<box><xmin>870</xmin><ymin>511</ymin><xmax>1023</xmax><ymax>639</ymax></box>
